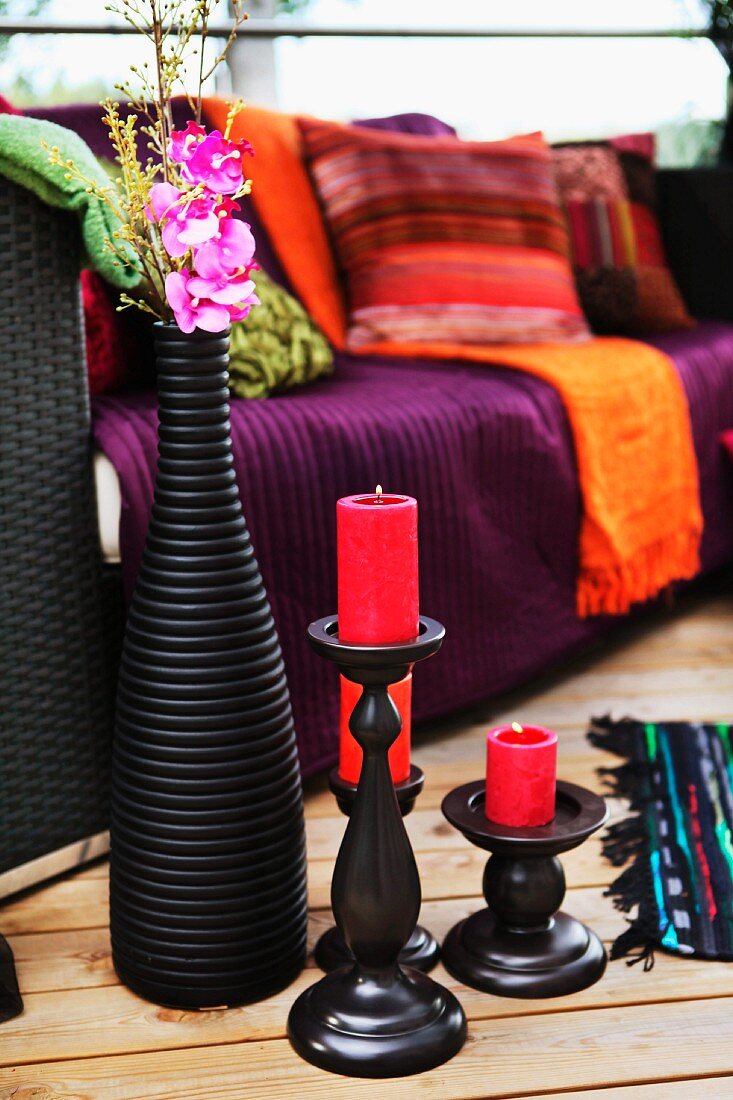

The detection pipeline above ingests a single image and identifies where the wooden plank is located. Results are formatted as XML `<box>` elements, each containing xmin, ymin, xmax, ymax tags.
<box><xmin>1</xmin><ymin>581</ymin><xmax>727</xmax><ymax>1097</ymax></box>
<box><xmin>0</xmin><ymin>825</ymin><xmax>617</xmax><ymax>937</ymax></box>
<box><xmin>305</xmin><ymin>795</ymin><xmax>627</xmax><ymax>859</ymax></box>
<box><xmin>10</xmin><ymin>928</ymin><xmax>115</xmax><ymax>993</ymax></box>
<box><xmin>307</xmin><ymin>835</ymin><xmax>615</xmax><ymax>908</ymax></box>
<box><xmin>8</xmin><ymin>888</ymin><xmax>622</xmax><ymax>995</ymax></box>
<box><xmin>505</xmin><ymin>1082</ymin><xmax>733</xmax><ymax>1100</ymax></box>
<box><xmin>4</xmin><ymin>997</ymin><xmax>733</xmax><ymax>1098</ymax></box>
<box><xmin>304</xmin><ymin>752</ymin><xmax>619</xmax><ymax>817</ymax></box>
<box><xmin>415</xmin><ymin>726</ymin><xmax>611</xmax><ymax>768</ymax></box>
<box><xmin>0</xmin><ymin>880</ymin><xmax>109</xmax><ymax>935</ymax></box>
<box><xmin>410</xmin><ymin>666</ymin><xmax>732</xmax><ymax>753</ymax></box>
<box><xmin>72</xmin><ymin>860</ymin><xmax>109</xmax><ymax>880</ymax></box>
<box><xmin>412</xmin><ymin>669</ymin><xmax>733</xmax><ymax>763</ymax></box>
<box><xmin>10</xmin><ymin>887</ymin><xmax>628</xmax><ymax>995</ymax></box>
<box><xmin>307</xmin><ymin>887</ymin><xmax>631</xmax><ymax>957</ymax></box>
<box><xmin>6</xmin><ymin>945</ymin><xmax>733</xmax><ymax>1068</ymax></box>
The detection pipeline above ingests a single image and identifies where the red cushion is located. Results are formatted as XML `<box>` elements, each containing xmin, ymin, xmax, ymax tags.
<box><xmin>2</xmin><ymin>92</ymin><xmax>138</xmax><ymax>393</ymax></box>
<box><xmin>81</xmin><ymin>271</ymin><xmax>135</xmax><ymax>395</ymax></box>
<box><xmin>299</xmin><ymin>118</ymin><xmax>589</xmax><ymax>350</ymax></box>
<box><xmin>0</xmin><ymin>94</ymin><xmax>21</xmax><ymax>115</ymax></box>
<box><xmin>552</xmin><ymin>135</ymin><xmax>694</xmax><ymax>335</ymax></box>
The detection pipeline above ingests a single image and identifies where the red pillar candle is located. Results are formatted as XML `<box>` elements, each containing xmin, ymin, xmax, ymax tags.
<box><xmin>336</xmin><ymin>490</ymin><xmax>419</xmax><ymax>645</ymax></box>
<box><xmin>339</xmin><ymin>673</ymin><xmax>412</xmax><ymax>784</ymax></box>
<box><xmin>485</xmin><ymin>723</ymin><xmax>558</xmax><ymax>827</ymax></box>
<box><xmin>336</xmin><ymin>488</ymin><xmax>418</xmax><ymax>781</ymax></box>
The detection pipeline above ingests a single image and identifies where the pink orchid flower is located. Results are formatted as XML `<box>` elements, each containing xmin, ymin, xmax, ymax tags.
<box><xmin>187</xmin><ymin>255</ymin><xmax>258</xmax><ymax>308</ymax></box>
<box><xmin>147</xmin><ymin>182</ymin><xmax>220</xmax><ymax>258</ymax></box>
<box><xmin>182</xmin><ymin>129</ymin><xmax>254</xmax><ymax>195</ymax></box>
<box><xmin>198</xmin><ymin>217</ymin><xmax>256</xmax><ymax>274</ymax></box>
<box><xmin>167</xmin><ymin>120</ymin><xmax>206</xmax><ymax>164</ymax></box>
<box><xmin>188</xmin><ymin>218</ymin><xmax>258</xmax><ymax>317</ymax></box>
<box><xmin>165</xmin><ymin>269</ymin><xmax>232</xmax><ymax>333</ymax></box>
<box><xmin>227</xmin><ymin>300</ymin><xmax>260</xmax><ymax>323</ymax></box>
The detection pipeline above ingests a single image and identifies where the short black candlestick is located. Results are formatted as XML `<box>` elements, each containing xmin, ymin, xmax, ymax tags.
<box><xmin>314</xmin><ymin>764</ymin><xmax>440</xmax><ymax>974</ymax></box>
<box><xmin>287</xmin><ymin>616</ymin><xmax>466</xmax><ymax>1078</ymax></box>
<box><xmin>441</xmin><ymin>779</ymin><xmax>608</xmax><ymax>999</ymax></box>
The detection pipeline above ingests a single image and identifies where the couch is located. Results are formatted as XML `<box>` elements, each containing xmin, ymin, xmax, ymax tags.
<box><xmin>2</xmin><ymin>108</ymin><xmax>733</xmax><ymax>892</ymax></box>
<box><xmin>89</xmin><ymin>108</ymin><xmax>733</xmax><ymax>778</ymax></box>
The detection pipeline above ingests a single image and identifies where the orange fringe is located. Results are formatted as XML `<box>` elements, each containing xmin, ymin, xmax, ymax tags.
<box><xmin>577</xmin><ymin>529</ymin><xmax>701</xmax><ymax>618</ymax></box>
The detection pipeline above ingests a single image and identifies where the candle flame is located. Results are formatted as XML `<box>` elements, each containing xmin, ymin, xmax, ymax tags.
<box><xmin>375</xmin><ymin>484</ymin><xmax>383</xmax><ymax>502</ymax></box>
<box><xmin>511</xmin><ymin>722</ymin><xmax>524</xmax><ymax>734</ymax></box>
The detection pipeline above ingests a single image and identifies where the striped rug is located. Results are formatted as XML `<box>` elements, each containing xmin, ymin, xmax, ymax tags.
<box><xmin>590</xmin><ymin>716</ymin><xmax>733</xmax><ymax>965</ymax></box>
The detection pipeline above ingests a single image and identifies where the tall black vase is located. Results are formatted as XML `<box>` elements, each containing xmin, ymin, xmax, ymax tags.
<box><xmin>110</xmin><ymin>323</ymin><xmax>308</xmax><ymax>1009</ymax></box>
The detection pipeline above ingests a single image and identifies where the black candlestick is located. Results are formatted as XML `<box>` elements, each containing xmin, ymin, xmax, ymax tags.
<box><xmin>314</xmin><ymin>765</ymin><xmax>440</xmax><ymax>974</ymax></box>
<box><xmin>441</xmin><ymin>779</ymin><xmax>608</xmax><ymax>999</ymax></box>
<box><xmin>287</xmin><ymin>616</ymin><xmax>466</xmax><ymax>1078</ymax></box>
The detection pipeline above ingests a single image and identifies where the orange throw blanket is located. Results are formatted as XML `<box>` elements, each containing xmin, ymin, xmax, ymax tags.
<box><xmin>205</xmin><ymin>100</ymin><xmax>703</xmax><ymax>616</ymax></box>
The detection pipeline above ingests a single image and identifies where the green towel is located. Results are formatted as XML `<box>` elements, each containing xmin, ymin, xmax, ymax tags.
<box><xmin>0</xmin><ymin>115</ymin><xmax>140</xmax><ymax>290</ymax></box>
<box><xmin>228</xmin><ymin>268</ymin><xmax>334</xmax><ymax>399</ymax></box>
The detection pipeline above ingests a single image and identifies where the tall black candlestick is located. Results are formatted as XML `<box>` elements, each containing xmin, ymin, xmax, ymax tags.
<box><xmin>287</xmin><ymin>616</ymin><xmax>466</xmax><ymax>1079</ymax></box>
<box><xmin>314</xmin><ymin>764</ymin><xmax>440</xmax><ymax>974</ymax></box>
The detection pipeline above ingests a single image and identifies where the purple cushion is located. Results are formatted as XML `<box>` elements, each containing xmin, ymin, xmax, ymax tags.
<box><xmin>354</xmin><ymin>112</ymin><xmax>456</xmax><ymax>138</ymax></box>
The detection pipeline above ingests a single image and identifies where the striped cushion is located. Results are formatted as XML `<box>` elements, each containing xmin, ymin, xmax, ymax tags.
<box><xmin>298</xmin><ymin>118</ymin><xmax>589</xmax><ymax>349</ymax></box>
<box><xmin>552</xmin><ymin>138</ymin><xmax>694</xmax><ymax>335</ymax></box>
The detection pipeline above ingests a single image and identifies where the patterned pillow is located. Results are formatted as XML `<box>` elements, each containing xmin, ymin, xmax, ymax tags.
<box><xmin>298</xmin><ymin>118</ymin><xmax>589</xmax><ymax>350</ymax></box>
<box><xmin>552</xmin><ymin>137</ymin><xmax>694</xmax><ymax>335</ymax></box>
<box><xmin>228</xmin><ymin>267</ymin><xmax>333</xmax><ymax>398</ymax></box>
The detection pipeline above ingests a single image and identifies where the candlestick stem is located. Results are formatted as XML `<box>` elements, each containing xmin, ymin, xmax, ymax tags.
<box><xmin>315</xmin><ymin>765</ymin><xmax>440</xmax><ymax>974</ymax></box>
<box><xmin>287</xmin><ymin>617</ymin><xmax>466</xmax><ymax>1078</ymax></box>
<box><xmin>333</xmin><ymin>685</ymin><xmax>419</xmax><ymax>963</ymax></box>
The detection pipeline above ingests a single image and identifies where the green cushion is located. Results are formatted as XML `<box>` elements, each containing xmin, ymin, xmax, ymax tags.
<box><xmin>0</xmin><ymin>115</ymin><xmax>139</xmax><ymax>289</ymax></box>
<box><xmin>228</xmin><ymin>268</ymin><xmax>334</xmax><ymax>399</ymax></box>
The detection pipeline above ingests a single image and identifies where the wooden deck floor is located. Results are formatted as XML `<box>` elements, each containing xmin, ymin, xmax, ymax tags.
<box><xmin>2</xmin><ymin>577</ymin><xmax>733</xmax><ymax>1098</ymax></box>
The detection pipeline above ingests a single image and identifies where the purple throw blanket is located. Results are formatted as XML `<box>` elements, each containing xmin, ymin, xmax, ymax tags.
<box><xmin>93</xmin><ymin>324</ymin><xmax>733</xmax><ymax>777</ymax></box>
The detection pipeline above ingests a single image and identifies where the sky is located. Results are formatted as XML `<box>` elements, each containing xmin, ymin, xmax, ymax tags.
<box><xmin>0</xmin><ymin>0</ymin><xmax>727</xmax><ymax>143</ymax></box>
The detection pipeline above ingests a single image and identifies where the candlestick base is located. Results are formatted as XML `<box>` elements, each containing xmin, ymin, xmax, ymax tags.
<box><xmin>288</xmin><ymin>964</ymin><xmax>466</xmax><ymax>1078</ymax></box>
<box><xmin>314</xmin><ymin>923</ymin><xmax>440</xmax><ymax>975</ymax></box>
<box><xmin>314</xmin><ymin>766</ymin><xmax>440</xmax><ymax>975</ymax></box>
<box><xmin>441</xmin><ymin>779</ymin><xmax>608</xmax><ymax>999</ymax></box>
<box><xmin>442</xmin><ymin>910</ymin><xmax>606</xmax><ymax>999</ymax></box>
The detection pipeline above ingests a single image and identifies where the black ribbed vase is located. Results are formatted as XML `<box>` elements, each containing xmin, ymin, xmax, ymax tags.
<box><xmin>109</xmin><ymin>324</ymin><xmax>308</xmax><ymax>1009</ymax></box>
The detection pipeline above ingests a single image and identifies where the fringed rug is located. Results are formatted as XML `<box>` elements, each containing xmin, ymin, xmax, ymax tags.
<box><xmin>589</xmin><ymin>715</ymin><xmax>733</xmax><ymax>967</ymax></box>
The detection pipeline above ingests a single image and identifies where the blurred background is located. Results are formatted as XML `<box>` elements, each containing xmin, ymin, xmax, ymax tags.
<box><xmin>0</xmin><ymin>0</ymin><xmax>729</xmax><ymax>164</ymax></box>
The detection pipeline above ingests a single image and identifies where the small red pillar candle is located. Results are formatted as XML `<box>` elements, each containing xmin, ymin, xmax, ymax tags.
<box><xmin>338</xmin><ymin>673</ymin><xmax>412</xmax><ymax>784</ymax></box>
<box><xmin>336</xmin><ymin>490</ymin><xmax>419</xmax><ymax>645</ymax></box>
<box><xmin>485</xmin><ymin>723</ymin><xmax>558</xmax><ymax>827</ymax></box>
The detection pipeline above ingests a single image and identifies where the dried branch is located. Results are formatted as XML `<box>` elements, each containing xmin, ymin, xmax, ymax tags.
<box><xmin>61</xmin><ymin>0</ymin><xmax>253</xmax><ymax>322</ymax></box>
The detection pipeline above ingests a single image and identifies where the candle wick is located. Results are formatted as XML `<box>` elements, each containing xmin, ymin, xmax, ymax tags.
<box><xmin>375</xmin><ymin>484</ymin><xmax>383</xmax><ymax>503</ymax></box>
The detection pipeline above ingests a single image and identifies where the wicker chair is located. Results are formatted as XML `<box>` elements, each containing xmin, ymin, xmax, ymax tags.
<box><xmin>0</xmin><ymin>178</ymin><xmax>124</xmax><ymax>896</ymax></box>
